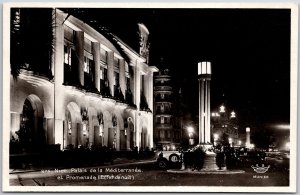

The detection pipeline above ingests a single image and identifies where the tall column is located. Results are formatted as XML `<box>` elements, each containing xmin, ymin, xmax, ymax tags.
<box><xmin>134</xmin><ymin>61</ymin><xmax>141</xmax><ymax>149</ymax></box>
<box><xmin>199</xmin><ymin>79</ymin><xmax>205</xmax><ymax>143</ymax></box>
<box><xmin>107</xmin><ymin>51</ymin><xmax>114</xmax><ymax>96</ymax></box>
<box><xmin>246</xmin><ymin>127</ymin><xmax>250</xmax><ymax>148</ymax></box>
<box><xmin>143</xmin><ymin>74</ymin><xmax>149</xmax><ymax>106</ymax></box>
<box><xmin>10</xmin><ymin>112</ymin><xmax>20</xmax><ymax>137</ymax></box>
<box><xmin>134</xmin><ymin>62</ymin><xmax>141</xmax><ymax>109</ymax></box>
<box><xmin>148</xmin><ymin>114</ymin><xmax>154</xmax><ymax>148</ymax></box>
<box><xmin>198</xmin><ymin>62</ymin><xmax>212</xmax><ymax>144</ymax></box>
<box><xmin>92</xmin><ymin>42</ymin><xmax>101</xmax><ymax>91</ymax></box>
<box><xmin>119</xmin><ymin>59</ymin><xmax>126</xmax><ymax>96</ymax></box>
<box><xmin>54</xmin><ymin>10</ymin><xmax>65</xmax><ymax>149</ymax></box>
<box><xmin>205</xmin><ymin>80</ymin><xmax>211</xmax><ymax>142</ymax></box>
<box><xmin>148</xmin><ymin>72</ymin><xmax>154</xmax><ymax>148</ymax></box>
<box><xmin>148</xmin><ymin>72</ymin><xmax>154</xmax><ymax>111</ymax></box>
<box><xmin>207</xmin><ymin>80</ymin><xmax>211</xmax><ymax>143</ymax></box>
<box><xmin>75</xmin><ymin>31</ymin><xmax>84</xmax><ymax>86</ymax></box>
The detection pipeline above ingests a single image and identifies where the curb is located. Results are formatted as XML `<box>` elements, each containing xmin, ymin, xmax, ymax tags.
<box><xmin>167</xmin><ymin>169</ymin><xmax>245</xmax><ymax>174</ymax></box>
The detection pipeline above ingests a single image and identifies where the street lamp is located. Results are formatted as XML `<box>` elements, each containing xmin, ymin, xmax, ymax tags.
<box><xmin>228</xmin><ymin>137</ymin><xmax>233</xmax><ymax>147</ymax></box>
<box><xmin>213</xmin><ymin>133</ymin><xmax>219</xmax><ymax>146</ymax></box>
<box><xmin>187</xmin><ymin>126</ymin><xmax>194</xmax><ymax>146</ymax></box>
<box><xmin>230</xmin><ymin>111</ymin><xmax>236</xmax><ymax>118</ymax></box>
<box><xmin>220</xmin><ymin>105</ymin><xmax>225</xmax><ymax>113</ymax></box>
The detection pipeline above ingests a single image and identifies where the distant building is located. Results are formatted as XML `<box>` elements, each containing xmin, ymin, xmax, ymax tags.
<box><xmin>10</xmin><ymin>8</ymin><xmax>158</xmax><ymax>152</ymax></box>
<box><xmin>211</xmin><ymin>105</ymin><xmax>239</xmax><ymax>146</ymax></box>
<box><xmin>153</xmin><ymin>66</ymin><xmax>181</xmax><ymax>150</ymax></box>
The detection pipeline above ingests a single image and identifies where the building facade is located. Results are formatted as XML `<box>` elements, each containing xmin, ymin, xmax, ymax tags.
<box><xmin>10</xmin><ymin>8</ymin><xmax>158</xmax><ymax>152</ymax></box>
<box><xmin>211</xmin><ymin>106</ymin><xmax>239</xmax><ymax>147</ymax></box>
<box><xmin>153</xmin><ymin>67</ymin><xmax>180</xmax><ymax>150</ymax></box>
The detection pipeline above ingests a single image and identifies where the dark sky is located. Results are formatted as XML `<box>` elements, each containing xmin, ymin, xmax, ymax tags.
<box><xmin>66</xmin><ymin>8</ymin><xmax>291</xmax><ymax>135</ymax></box>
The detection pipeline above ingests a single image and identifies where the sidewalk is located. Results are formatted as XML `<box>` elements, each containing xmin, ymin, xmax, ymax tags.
<box><xmin>167</xmin><ymin>169</ymin><xmax>245</xmax><ymax>174</ymax></box>
<box><xmin>9</xmin><ymin>157</ymin><xmax>157</xmax><ymax>174</ymax></box>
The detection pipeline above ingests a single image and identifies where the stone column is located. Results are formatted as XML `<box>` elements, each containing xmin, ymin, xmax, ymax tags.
<box><xmin>46</xmin><ymin>118</ymin><xmax>54</xmax><ymax>144</ymax></box>
<box><xmin>10</xmin><ymin>112</ymin><xmax>20</xmax><ymax>137</ymax></box>
<box><xmin>134</xmin><ymin>113</ymin><xmax>140</xmax><ymax>149</ymax></box>
<box><xmin>72</xmin><ymin>122</ymin><xmax>78</xmax><ymax>147</ymax></box>
<box><xmin>134</xmin><ymin>62</ymin><xmax>141</xmax><ymax>149</ymax></box>
<box><xmin>115</xmin><ymin>124</ymin><xmax>120</xmax><ymax>151</ymax></box>
<box><xmin>205</xmin><ymin>80</ymin><xmax>209</xmax><ymax>142</ymax></box>
<box><xmin>147</xmin><ymin>72</ymin><xmax>154</xmax><ymax>148</ymax></box>
<box><xmin>134</xmin><ymin>63</ymin><xmax>141</xmax><ymax>109</ymax></box>
<box><xmin>148</xmin><ymin>72</ymin><xmax>154</xmax><ymax>111</ymax></box>
<box><xmin>143</xmin><ymin>73</ymin><xmax>151</xmax><ymax>107</ymax></box>
<box><xmin>119</xmin><ymin>59</ymin><xmax>126</xmax><ymax>96</ymax></box>
<box><xmin>89</xmin><ymin>118</ymin><xmax>94</xmax><ymax>147</ymax></box>
<box><xmin>94</xmin><ymin>126</ymin><xmax>100</xmax><ymax>146</ymax></box>
<box><xmin>107</xmin><ymin>51</ymin><xmax>114</xmax><ymax>96</ymax></box>
<box><xmin>75</xmin><ymin>31</ymin><xmax>84</xmax><ymax>86</ymax></box>
<box><xmin>148</xmin><ymin>114</ymin><xmax>154</xmax><ymax>149</ymax></box>
<box><xmin>54</xmin><ymin>10</ymin><xmax>65</xmax><ymax>149</ymax></box>
<box><xmin>199</xmin><ymin>79</ymin><xmax>205</xmax><ymax>143</ymax></box>
<box><xmin>92</xmin><ymin>42</ymin><xmax>101</xmax><ymax>91</ymax></box>
<box><xmin>207</xmin><ymin>80</ymin><xmax>211</xmax><ymax>143</ymax></box>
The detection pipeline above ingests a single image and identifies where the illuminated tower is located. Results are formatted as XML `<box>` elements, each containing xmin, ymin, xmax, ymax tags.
<box><xmin>246</xmin><ymin>127</ymin><xmax>250</xmax><ymax>148</ymax></box>
<box><xmin>198</xmin><ymin>62</ymin><xmax>212</xmax><ymax>144</ymax></box>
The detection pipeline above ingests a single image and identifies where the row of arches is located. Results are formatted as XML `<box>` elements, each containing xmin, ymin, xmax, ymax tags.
<box><xmin>16</xmin><ymin>94</ymin><xmax>150</xmax><ymax>151</ymax></box>
<box><xmin>63</xmin><ymin>102</ymin><xmax>137</xmax><ymax>150</ymax></box>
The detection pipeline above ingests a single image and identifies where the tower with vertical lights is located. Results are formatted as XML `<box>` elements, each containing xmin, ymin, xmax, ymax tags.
<box><xmin>198</xmin><ymin>62</ymin><xmax>212</xmax><ymax>144</ymax></box>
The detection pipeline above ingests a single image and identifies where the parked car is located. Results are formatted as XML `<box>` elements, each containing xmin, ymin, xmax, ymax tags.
<box><xmin>156</xmin><ymin>150</ymin><xmax>182</xmax><ymax>169</ymax></box>
<box><xmin>156</xmin><ymin>145</ymin><xmax>206</xmax><ymax>170</ymax></box>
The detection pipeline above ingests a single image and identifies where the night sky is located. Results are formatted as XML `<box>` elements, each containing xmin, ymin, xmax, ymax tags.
<box><xmin>66</xmin><ymin>8</ymin><xmax>291</xmax><ymax>137</ymax></box>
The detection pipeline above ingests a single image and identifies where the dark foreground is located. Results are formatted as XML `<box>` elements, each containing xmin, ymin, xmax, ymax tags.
<box><xmin>10</xmin><ymin>157</ymin><xmax>289</xmax><ymax>186</ymax></box>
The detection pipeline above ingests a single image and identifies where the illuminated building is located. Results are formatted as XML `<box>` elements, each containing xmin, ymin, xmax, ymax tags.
<box><xmin>153</xmin><ymin>65</ymin><xmax>180</xmax><ymax>150</ymax></box>
<box><xmin>211</xmin><ymin>105</ymin><xmax>239</xmax><ymax>146</ymax></box>
<box><xmin>10</xmin><ymin>8</ymin><xmax>158</xmax><ymax>152</ymax></box>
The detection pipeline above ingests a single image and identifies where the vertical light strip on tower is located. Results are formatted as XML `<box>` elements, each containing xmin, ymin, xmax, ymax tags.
<box><xmin>198</xmin><ymin>61</ymin><xmax>212</xmax><ymax>144</ymax></box>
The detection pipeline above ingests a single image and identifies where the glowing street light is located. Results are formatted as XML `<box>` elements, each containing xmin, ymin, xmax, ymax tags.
<box><xmin>230</xmin><ymin>111</ymin><xmax>236</xmax><ymax>118</ymax></box>
<box><xmin>238</xmin><ymin>140</ymin><xmax>242</xmax><ymax>145</ymax></box>
<box><xmin>228</xmin><ymin>137</ymin><xmax>233</xmax><ymax>147</ymax></box>
<box><xmin>220</xmin><ymin>105</ymin><xmax>225</xmax><ymax>113</ymax></box>
<box><xmin>213</xmin><ymin>133</ymin><xmax>219</xmax><ymax>140</ymax></box>
<box><xmin>213</xmin><ymin>133</ymin><xmax>219</xmax><ymax>146</ymax></box>
<box><xmin>285</xmin><ymin>142</ymin><xmax>290</xmax><ymax>151</ymax></box>
<box><xmin>187</xmin><ymin>126</ymin><xmax>194</xmax><ymax>146</ymax></box>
